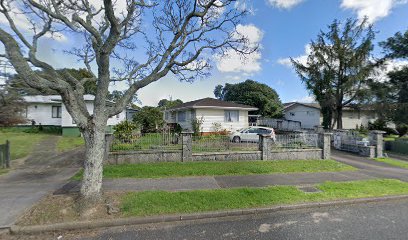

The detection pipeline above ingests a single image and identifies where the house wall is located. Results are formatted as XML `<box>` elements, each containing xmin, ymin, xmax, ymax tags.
<box><xmin>341</xmin><ymin>110</ymin><xmax>379</xmax><ymax>129</ymax></box>
<box><xmin>195</xmin><ymin>109</ymin><xmax>249</xmax><ymax>132</ymax></box>
<box><xmin>284</xmin><ymin>105</ymin><xmax>320</xmax><ymax>129</ymax></box>
<box><xmin>61</xmin><ymin>102</ymin><xmax>126</xmax><ymax>127</ymax></box>
<box><xmin>26</xmin><ymin>103</ymin><xmax>62</xmax><ymax>126</ymax></box>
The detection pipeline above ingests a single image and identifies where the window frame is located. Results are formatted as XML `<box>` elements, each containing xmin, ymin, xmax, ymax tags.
<box><xmin>52</xmin><ymin>106</ymin><xmax>62</xmax><ymax>118</ymax></box>
<box><xmin>178</xmin><ymin>111</ymin><xmax>186</xmax><ymax>122</ymax></box>
<box><xmin>224</xmin><ymin>110</ymin><xmax>239</xmax><ymax>123</ymax></box>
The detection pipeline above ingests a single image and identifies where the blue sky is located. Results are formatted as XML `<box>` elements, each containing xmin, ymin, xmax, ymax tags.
<box><xmin>132</xmin><ymin>0</ymin><xmax>408</xmax><ymax>106</ymax></box>
<box><xmin>1</xmin><ymin>0</ymin><xmax>408</xmax><ymax>106</ymax></box>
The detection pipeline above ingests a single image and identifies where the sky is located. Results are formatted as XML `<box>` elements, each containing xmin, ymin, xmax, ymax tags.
<box><xmin>134</xmin><ymin>0</ymin><xmax>408</xmax><ymax>106</ymax></box>
<box><xmin>1</xmin><ymin>0</ymin><xmax>408</xmax><ymax>106</ymax></box>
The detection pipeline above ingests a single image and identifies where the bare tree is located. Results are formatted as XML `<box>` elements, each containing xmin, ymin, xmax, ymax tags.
<box><xmin>0</xmin><ymin>0</ymin><xmax>254</xmax><ymax>202</ymax></box>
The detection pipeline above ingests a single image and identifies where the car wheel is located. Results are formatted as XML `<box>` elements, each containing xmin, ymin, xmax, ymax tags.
<box><xmin>233</xmin><ymin>136</ymin><xmax>241</xmax><ymax>143</ymax></box>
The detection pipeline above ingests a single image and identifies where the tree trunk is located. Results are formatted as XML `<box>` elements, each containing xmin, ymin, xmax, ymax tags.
<box><xmin>336</xmin><ymin>107</ymin><xmax>343</xmax><ymax>129</ymax></box>
<box><xmin>80</xmin><ymin>123</ymin><xmax>106</xmax><ymax>202</ymax></box>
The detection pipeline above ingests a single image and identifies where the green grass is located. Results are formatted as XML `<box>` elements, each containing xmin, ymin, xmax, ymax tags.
<box><xmin>372</xmin><ymin>157</ymin><xmax>408</xmax><ymax>169</ymax></box>
<box><xmin>0</xmin><ymin>131</ymin><xmax>47</xmax><ymax>160</ymax></box>
<box><xmin>121</xmin><ymin>179</ymin><xmax>408</xmax><ymax>216</ymax></box>
<box><xmin>0</xmin><ymin>168</ymin><xmax>9</xmax><ymax>175</ymax></box>
<box><xmin>57</xmin><ymin>136</ymin><xmax>84</xmax><ymax>152</ymax></box>
<box><xmin>73</xmin><ymin>160</ymin><xmax>355</xmax><ymax>180</ymax></box>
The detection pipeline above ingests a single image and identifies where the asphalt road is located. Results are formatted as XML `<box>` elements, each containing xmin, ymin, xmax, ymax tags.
<box><xmin>76</xmin><ymin>198</ymin><xmax>408</xmax><ymax>240</ymax></box>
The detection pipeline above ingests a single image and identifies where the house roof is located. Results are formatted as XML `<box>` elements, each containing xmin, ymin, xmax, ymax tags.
<box><xmin>284</xmin><ymin>102</ymin><xmax>373</xmax><ymax>111</ymax></box>
<box><xmin>23</xmin><ymin>95</ymin><xmax>95</xmax><ymax>103</ymax></box>
<box><xmin>166</xmin><ymin>98</ymin><xmax>258</xmax><ymax>111</ymax></box>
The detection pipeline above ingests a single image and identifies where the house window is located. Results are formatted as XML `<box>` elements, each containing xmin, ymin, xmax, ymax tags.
<box><xmin>116</xmin><ymin>114</ymin><xmax>120</xmax><ymax>119</ymax></box>
<box><xmin>178</xmin><ymin>111</ymin><xmax>186</xmax><ymax>122</ymax></box>
<box><xmin>164</xmin><ymin>111</ymin><xmax>169</xmax><ymax>120</ymax></box>
<box><xmin>224</xmin><ymin>110</ymin><xmax>239</xmax><ymax>122</ymax></box>
<box><xmin>52</xmin><ymin>106</ymin><xmax>62</xmax><ymax>118</ymax></box>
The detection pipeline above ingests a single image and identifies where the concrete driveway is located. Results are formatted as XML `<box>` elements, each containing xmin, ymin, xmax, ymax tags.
<box><xmin>0</xmin><ymin>136</ymin><xmax>83</xmax><ymax>228</ymax></box>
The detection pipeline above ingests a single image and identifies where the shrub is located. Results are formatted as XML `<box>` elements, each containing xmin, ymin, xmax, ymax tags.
<box><xmin>113</xmin><ymin>120</ymin><xmax>139</xmax><ymax>142</ymax></box>
<box><xmin>396</xmin><ymin>124</ymin><xmax>408</xmax><ymax>137</ymax></box>
<box><xmin>192</xmin><ymin>117</ymin><xmax>204</xmax><ymax>136</ymax></box>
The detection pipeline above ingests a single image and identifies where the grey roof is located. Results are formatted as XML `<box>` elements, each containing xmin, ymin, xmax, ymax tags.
<box><xmin>166</xmin><ymin>98</ymin><xmax>258</xmax><ymax>111</ymax></box>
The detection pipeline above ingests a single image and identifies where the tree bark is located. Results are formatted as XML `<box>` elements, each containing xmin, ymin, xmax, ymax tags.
<box><xmin>336</xmin><ymin>107</ymin><xmax>343</xmax><ymax>129</ymax></box>
<box><xmin>80</xmin><ymin>123</ymin><xmax>106</xmax><ymax>202</ymax></box>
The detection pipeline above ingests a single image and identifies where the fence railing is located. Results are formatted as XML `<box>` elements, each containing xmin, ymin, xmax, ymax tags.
<box><xmin>192</xmin><ymin>135</ymin><xmax>259</xmax><ymax>153</ymax></box>
<box><xmin>257</xmin><ymin>118</ymin><xmax>302</xmax><ymax>131</ymax></box>
<box><xmin>109</xmin><ymin>132</ymin><xmax>320</xmax><ymax>153</ymax></box>
<box><xmin>0</xmin><ymin>140</ymin><xmax>10</xmax><ymax>168</ymax></box>
<box><xmin>111</xmin><ymin>132</ymin><xmax>181</xmax><ymax>152</ymax></box>
<box><xmin>273</xmin><ymin>133</ymin><xmax>319</xmax><ymax>149</ymax></box>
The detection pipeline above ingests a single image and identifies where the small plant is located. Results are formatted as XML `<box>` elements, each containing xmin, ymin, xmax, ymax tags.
<box><xmin>192</xmin><ymin>117</ymin><xmax>204</xmax><ymax>136</ymax></box>
<box><xmin>113</xmin><ymin>120</ymin><xmax>139</xmax><ymax>143</ymax></box>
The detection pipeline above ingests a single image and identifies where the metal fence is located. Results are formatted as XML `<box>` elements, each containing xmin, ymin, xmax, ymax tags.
<box><xmin>111</xmin><ymin>132</ymin><xmax>181</xmax><ymax>152</ymax></box>
<box><xmin>0</xmin><ymin>140</ymin><xmax>10</xmax><ymax>168</ymax></box>
<box><xmin>257</xmin><ymin>118</ymin><xmax>302</xmax><ymax>132</ymax></box>
<box><xmin>273</xmin><ymin>133</ymin><xmax>319</xmax><ymax>149</ymax></box>
<box><xmin>192</xmin><ymin>135</ymin><xmax>259</xmax><ymax>153</ymax></box>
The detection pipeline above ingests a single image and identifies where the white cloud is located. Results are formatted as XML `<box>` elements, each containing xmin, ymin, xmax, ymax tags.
<box><xmin>371</xmin><ymin>59</ymin><xmax>408</xmax><ymax>82</ymax></box>
<box><xmin>341</xmin><ymin>0</ymin><xmax>408</xmax><ymax>23</ymax></box>
<box><xmin>267</xmin><ymin>0</ymin><xmax>305</xmax><ymax>9</ymax></box>
<box><xmin>278</xmin><ymin>44</ymin><xmax>311</xmax><ymax>68</ymax></box>
<box><xmin>291</xmin><ymin>95</ymin><xmax>315</xmax><ymax>103</ymax></box>
<box><xmin>0</xmin><ymin>2</ymin><xmax>68</xmax><ymax>42</ymax></box>
<box><xmin>215</xmin><ymin>24</ymin><xmax>263</xmax><ymax>74</ymax></box>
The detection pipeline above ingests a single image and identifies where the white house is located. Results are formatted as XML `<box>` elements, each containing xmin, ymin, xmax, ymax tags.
<box><xmin>22</xmin><ymin>95</ymin><xmax>128</xmax><ymax>136</ymax></box>
<box><xmin>283</xmin><ymin>102</ymin><xmax>387</xmax><ymax>129</ymax></box>
<box><xmin>164</xmin><ymin>98</ymin><xmax>258</xmax><ymax>134</ymax></box>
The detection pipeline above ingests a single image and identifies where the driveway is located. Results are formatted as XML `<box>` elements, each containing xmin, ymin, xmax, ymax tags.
<box><xmin>0</xmin><ymin>136</ymin><xmax>83</xmax><ymax>228</ymax></box>
<box><xmin>332</xmin><ymin>150</ymin><xmax>408</xmax><ymax>182</ymax></box>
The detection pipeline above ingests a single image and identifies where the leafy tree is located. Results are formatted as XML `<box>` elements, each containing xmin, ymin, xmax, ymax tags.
<box><xmin>0</xmin><ymin>1</ymin><xmax>253</xmax><ymax>202</ymax></box>
<box><xmin>133</xmin><ymin>107</ymin><xmax>165</xmax><ymax>133</ymax></box>
<box><xmin>157</xmin><ymin>99</ymin><xmax>183</xmax><ymax>109</ymax></box>
<box><xmin>0</xmin><ymin>88</ymin><xmax>27</xmax><ymax>126</ymax></box>
<box><xmin>292</xmin><ymin>18</ymin><xmax>375</xmax><ymax>129</ymax></box>
<box><xmin>377</xmin><ymin>29</ymin><xmax>408</xmax><ymax>127</ymax></box>
<box><xmin>214</xmin><ymin>80</ymin><xmax>283</xmax><ymax>118</ymax></box>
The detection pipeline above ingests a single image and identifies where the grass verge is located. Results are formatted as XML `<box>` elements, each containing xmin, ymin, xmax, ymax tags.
<box><xmin>72</xmin><ymin>160</ymin><xmax>355</xmax><ymax>180</ymax></box>
<box><xmin>57</xmin><ymin>136</ymin><xmax>84</xmax><ymax>152</ymax></box>
<box><xmin>372</xmin><ymin>158</ymin><xmax>408</xmax><ymax>169</ymax></box>
<box><xmin>0</xmin><ymin>131</ymin><xmax>46</xmax><ymax>160</ymax></box>
<box><xmin>18</xmin><ymin>179</ymin><xmax>408</xmax><ymax>226</ymax></box>
<box><xmin>121</xmin><ymin>179</ymin><xmax>408</xmax><ymax>216</ymax></box>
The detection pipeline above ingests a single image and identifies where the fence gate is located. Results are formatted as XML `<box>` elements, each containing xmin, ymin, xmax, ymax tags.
<box><xmin>0</xmin><ymin>140</ymin><xmax>10</xmax><ymax>168</ymax></box>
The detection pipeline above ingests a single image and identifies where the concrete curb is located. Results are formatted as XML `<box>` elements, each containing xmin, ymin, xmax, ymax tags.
<box><xmin>9</xmin><ymin>194</ymin><xmax>408</xmax><ymax>234</ymax></box>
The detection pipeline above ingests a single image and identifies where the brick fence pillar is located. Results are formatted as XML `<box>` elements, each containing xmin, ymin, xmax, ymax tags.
<box><xmin>259</xmin><ymin>134</ymin><xmax>271</xmax><ymax>160</ymax></box>
<box><xmin>369</xmin><ymin>130</ymin><xmax>386</xmax><ymax>158</ymax></box>
<box><xmin>318</xmin><ymin>132</ymin><xmax>332</xmax><ymax>159</ymax></box>
<box><xmin>181</xmin><ymin>131</ymin><xmax>193</xmax><ymax>162</ymax></box>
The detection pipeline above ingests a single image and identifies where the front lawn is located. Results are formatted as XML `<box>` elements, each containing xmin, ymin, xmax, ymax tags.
<box><xmin>0</xmin><ymin>131</ymin><xmax>47</xmax><ymax>160</ymax></box>
<box><xmin>121</xmin><ymin>179</ymin><xmax>408</xmax><ymax>216</ymax></box>
<box><xmin>73</xmin><ymin>160</ymin><xmax>355</xmax><ymax>180</ymax></box>
<box><xmin>372</xmin><ymin>158</ymin><xmax>408</xmax><ymax>169</ymax></box>
<box><xmin>57</xmin><ymin>136</ymin><xmax>84</xmax><ymax>152</ymax></box>
<box><xmin>18</xmin><ymin>179</ymin><xmax>408</xmax><ymax>226</ymax></box>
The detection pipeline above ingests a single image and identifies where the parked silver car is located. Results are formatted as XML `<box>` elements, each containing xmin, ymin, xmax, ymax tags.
<box><xmin>229</xmin><ymin>126</ymin><xmax>276</xmax><ymax>143</ymax></box>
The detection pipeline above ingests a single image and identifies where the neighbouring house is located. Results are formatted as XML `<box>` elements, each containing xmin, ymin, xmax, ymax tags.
<box><xmin>164</xmin><ymin>98</ymin><xmax>258</xmax><ymax>134</ymax></box>
<box><xmin>283</xmin><ymin>102</ymin><xmax>392</xmax><ymax>129</ymax></box>
<box><xmin>22</xmin><ymin>95</ymin><xmax>133</xmax><ymax>136</ymax></box>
